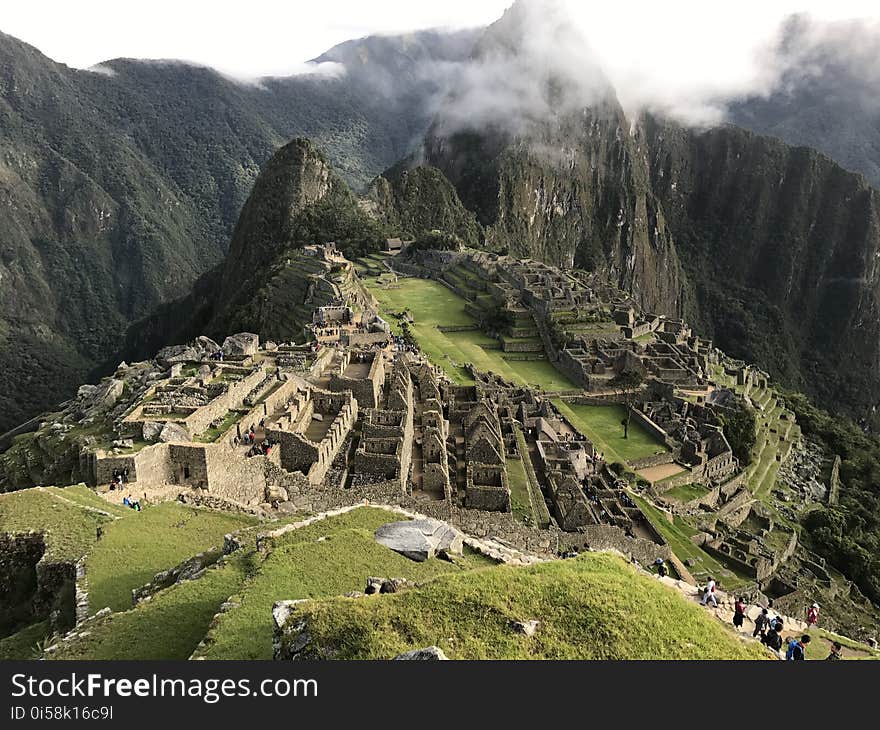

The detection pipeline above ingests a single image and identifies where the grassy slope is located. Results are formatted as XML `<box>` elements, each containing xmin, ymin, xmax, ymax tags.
<box><xmin>47</xmin><ymin>555</ymin><xmax>257</xmax><ymax>661</ymax></box>
<box><xmin>199</xmin><ymin>508</ymin><xmax>495</xmax><ymax>660</ymax></box>
<box><xmin>630</xmin><ymin>493</ymin><xmax>749</xmax><ymax>591</ymax></box>
<box><xmin>286</xmin><ymin>553</ymin><xmax>768</xmax><ymax>660</ymax></box>
<box><xmin>0</xmin><ymin>486</ymin><xmax>115</xmax><ymax>562</ymax></box>
<box><xmin>552</xmin><ymin>400</ymin><xmax>667</xmax><ymax>464</ymax></box>
<box><xmin>365</xmin><ymin>277</ymin><xmax>577</xmax><ymax>391</ymax></box>
<box><xmin>0</xmin><ymin>621</ymin><xmax>50</xmax><ymax>660</ymax></box>
<box><xmin>85</xmin><ymin>502</ymin><xmax>257</xmax><ymax>613</ymax></box>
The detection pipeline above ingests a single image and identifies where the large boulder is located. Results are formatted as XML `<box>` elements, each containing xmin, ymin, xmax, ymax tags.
<box><xmin>142</xmin><ymin>421</ymin><xmax>163</xmax><ymax>443</ymax></box>
<box><xmin>222</xmin><ymin>333</ymin><xmax>260</xmax><ymax>357</ymax></box>
<box><xmin>374</xmin><ymin>519</ymin><xmax>464</xmax><ymax>562</ymax></box>
<box><xmin>195</xmin><ymin>336</ymin><xmax>221</xmax><ymax>355</ymax></box>
<box><xmin>156</xmin><ymin>344</ymin><xmax>199</xmax><ymax>368</ymax></box>
<box><xmin>159</xmin><ymin>422</ymin><xmax>190</xmax><ymax>443</ymax></box>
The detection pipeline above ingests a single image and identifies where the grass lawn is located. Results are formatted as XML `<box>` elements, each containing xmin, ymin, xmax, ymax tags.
<box><xmin>85</xmin><ymin>503</ymin><xmax>258</xmax><ymax>613</ymax></box>
<box><xmin>280</xmin><ymin>553</ymin><xmax>768</xmax><ymax>660</ymax></box>
<box><xmin>793</xmin><ymin>628</ymin><xmax>880</xmax><ymax>661</ymax></box>
<box><xmin>0</xmin><ymin>621</ymin><xmax>50</xmax><ymax>660</ymax></box>
<box><xmin>630</xmin><ymin>493</ymin><xmax>749</xmax><ymax>590</ymax></box>
<box><xmin>552</xmin><ymin>400</ymin><xmax>667</xmax><ymax>465</ymax></box>
<box><xmin>197</xmin><ymin>508</ymin><xmax>495</xmax><ymax>660</ymax></box>
<box><xmin>506</xmin><ymin>458</ymin><xmax>535</xmax><ymax>525</ymax></box>
<box><xmin>0</xmin><ymin>486</ymin><xmax>116</xmax><ymax>563</ymax></box>
<box><xmin>194</xmin><ymin>410</ymin><xmax>243</xmax><ymax>443</ymax></box>
<box><xmin>46</xmin><ymin>554</ymin><xmax>257</xmax><ymax>661</ymax></box>
<box><xmin>663</xmin><ymin>483</ymin><xmax>710</xmax><ymax>503</ymax></box>
<box><xmin>365</xmin><ymin>277</ymin><xmax>577</xmax><ymax>391</ymax></box>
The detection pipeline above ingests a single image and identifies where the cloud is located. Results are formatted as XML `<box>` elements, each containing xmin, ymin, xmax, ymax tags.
<box><xmin>84</xmin><ymin>63</ymin><xmax>117</xmax><ymax>77</ymax></box>
<box><xmin>427</xmin><ymin>0</ymin><xmax>880</xmax><ymax>135</ymax></box>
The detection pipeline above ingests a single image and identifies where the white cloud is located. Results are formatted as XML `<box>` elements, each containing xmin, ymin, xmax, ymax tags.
<box><xmin>1</xmin><ymin>0</ymin><xmax>510</xmax><ymax>78</ymax></box>
<box><xmin>5</xmin><ymin>0</ymin><xmax>880</xmax><ymax>128</ymax></box>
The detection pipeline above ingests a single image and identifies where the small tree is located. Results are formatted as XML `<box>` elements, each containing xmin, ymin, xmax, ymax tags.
<box><xmin>610</xmin><ymin>369</ymin><xmax>645</xmax><ymax>439</ymax></box>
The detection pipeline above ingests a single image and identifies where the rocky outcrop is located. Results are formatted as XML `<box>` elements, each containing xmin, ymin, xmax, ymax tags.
<box><xmin>367</xmin><ymin>165</ymin><xmax>482</xmax><ymax>246</ymax></box>
<box><xmin>374</xmin><ymin>519</ymin><xmax>464</xmax><ymax>562</ymax></box>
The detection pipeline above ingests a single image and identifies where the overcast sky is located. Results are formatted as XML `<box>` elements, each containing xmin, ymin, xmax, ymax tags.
<box><xmin>2</xmin><ymin>0</ymin><xmax>878</xmax><ymax>79</ymax></box>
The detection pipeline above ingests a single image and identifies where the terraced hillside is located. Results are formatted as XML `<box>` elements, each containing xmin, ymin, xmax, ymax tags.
<box><xmin>0</xmin><ymin>487</ymin><xmax>257</xmax><ymax>659</ymax></box>
<box><xmin>194</xmin><ymin>508</ymin><xmax>494</xmax><ymax>660</ymax></box>
<box><xmin>362</xmin><ymin>273</ymin><xmax>578</xmax><ymax>391</ymax></box>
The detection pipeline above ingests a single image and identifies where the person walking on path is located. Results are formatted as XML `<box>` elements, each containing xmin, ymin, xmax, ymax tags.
<box><xmin>786</xmin><ymin>634</ymin><xmax>811</xmax><ymax>661</ymax></box>
<box><xmin>807</xmin><ymin>603</ymin><xmax>820</xmax><ymax>628</ymax></box>
<box><xmin>753</xmin><ymin>608</ymin><xmax>770</xmax><ymax>639</ymax></box>
<box><xmin>733</xmin><ymin>597</ymin><xmax>746</xmax><ymax>629</ymax></box>
<box><xmin>763</xmin><ymin>621</ymin><xmax>784</xmax><ymax>655</ymax></box>
<box><xmin>826</xmin><ymin>641</ymin><xmax>843</xmax><ymax>660</ymax></box>
<box><xmin>701</xmin><ymin>577</ymin><xmax>718</xmax><ymax>608</ymax></box>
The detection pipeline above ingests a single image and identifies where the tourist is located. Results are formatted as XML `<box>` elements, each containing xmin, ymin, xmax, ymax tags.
<box><xmin>785</xmin><ymin>634</ymin><xmax>811</xmax><ymax>661</ymax></box>
<box><xmin>753</xmin><ymin>608</ymin><xmax>770</xmax><ymax>639</ymax></box>
<box><xmin>654</xmin><ymin>558</ymin><xmax>667</xmax><ymax>578</ymax></box>
<box><xmin>701</xmin><ymin>577</ymin><xmax>718</xmax><ymax>607</ymax></box>
<box><xmin>826</xmin><ymin>641</ymin><xmax>843</xmax><ymax>661</ymax></box>
<box><xmin>122</xmin><ymin>495</ymin><xmax>130</xmax><ymax>507</ymax></box>
<box><xmin>763</xmin><ymin>622</ymin><xmax>784</xmax><ymax>654</ymax></box>
<box><xmin>733</xmin><ymin>597</ymin><xmax>748</xmax><ymax>629</ymax></box>
<box><xmin>807</xmin><ymin>602</ymin><xmax>820</xmax><ymax>628</ymax></box>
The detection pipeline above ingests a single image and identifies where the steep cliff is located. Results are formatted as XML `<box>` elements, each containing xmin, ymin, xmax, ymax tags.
<box><xmin>0</xmin><ymin>28</ymin><xmax>478</xmax><ymax>432</ymax></box>
<box><xmin>366</xmin><ymin>165</ymin><xmax>482</xmax><ymax>246</ymax></box>
<box><xmin>122</xmin><ymin>139</ymin><xmax>388</xmax><ymax>361</ymax></box>
<box><xmin>643</xmin><ymin>117</ymin><xmax>880</xmax><ymax>414</ymax></box>
<box><xmin>421</xmin><ymin>4</ymin><xmax>690</xmax><ymax>318</ymax></box>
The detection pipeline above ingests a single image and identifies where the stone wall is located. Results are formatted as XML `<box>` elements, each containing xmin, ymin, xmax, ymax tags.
<box><xmin>630</xmin><ymin>408</ymin><xmax>670</xmax><ymax>444</ymax></box>
<box><xmin>562</xmin><ymin>524</ymin><xmax>672</xmax><ymax>566</ymax></box>
<box><xmin>630</xmin><ymin>452</ymin><xmax>676</xmax><ymax>471</ymax></box>
<box><xmin>0</xmin><ymin>532</ymin><xmax>45</xmax><ymax>636</ymax></box>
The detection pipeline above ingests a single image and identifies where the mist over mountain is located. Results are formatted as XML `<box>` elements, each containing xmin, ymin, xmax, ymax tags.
<box><xmin>408</xmin><ymin>1</ymin><xmax>880</xmax><ymax>420</ymax></box>
<box><xmin>729</xmin><ymin>14</ymin><xmax>880</xmax><ymax>189</ymax></box>
<box><xmin>4</xmin><ymin>0</ymin><xmax>880</xmax><ymax>435</ymax></box>
<box><xmin>0</xmin><ymin>28</ymin><xmax>479</xmax><ymax>432</ymax></box>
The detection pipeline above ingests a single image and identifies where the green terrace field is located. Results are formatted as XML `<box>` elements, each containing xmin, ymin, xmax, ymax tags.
<box><xmin>85</xmin><ymin>502</ymin><xmax>257</xmax><ymax>613</ymax></box>
<box><xmin>0</xmin><ymin>485</ymin><xmax>123</xmax><ymax>564</ymax></box>
<box><xmin>711</xmin><ymin>365</ymin><xmax>802</xmax><ymax>522</ymax></box>
<box><xmin>364</xmin><ymin>277</ymin><xmax>578</xmax><ymax>392</ymax></box>
<box><xmin>277</xmin><ymin>552</ymin><xmax>768</xmax><ymax>660</ymax></box>
<box><xmin>552</xmin><ymin>400</ymin><xmax>668</xmax><ymax>465</ymax></box>
<box><xmin>0</xmin><ymin>486</ymin><xmax>257</xmax><ymax>659</ymax></box>
<box><xmin>629</xmin><ymin>493</ymin><xmax>751</xmax><ymax>590</ymax></box>
<box><xmin>195</xmin><ymin>508</ymin><xmax>495</xmax><ymax>660</ymax></box>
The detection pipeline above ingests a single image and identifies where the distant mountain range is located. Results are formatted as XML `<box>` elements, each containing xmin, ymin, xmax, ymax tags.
<box><xmin>0</xmin><ymin>27</ymin><xmax>478</xmax><ymax>431</ymax></box>
<box><xmin>3</xmin><ymin>6</ymin><xmax>880</xmax><ymax>432</ymax></box>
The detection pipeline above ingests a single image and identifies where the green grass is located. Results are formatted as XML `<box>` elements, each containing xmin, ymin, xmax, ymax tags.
<box><xmin>280</xmin><ymin>553</ymin><xmax>768</xmax><ymax>660</ymax></box>
<box><xmin>506</xmin><ymin>458</ymin><xmax>535</xmax><ymax>525</ymax></box>
<box><xmin>44</xmin><ymin>485</ymin><xmax>130</xmax><ymax>518</ymax></box>
<box><xmin>793</xmin><ymin>628</ymin><xmax>880</xmax><ymax>661</ymax></box>
<box><xmin>198</xmin><ymin>508</ymin><xmax>495</xmax><ymax>660</ymax></box>
<box><xmin>0</xmin><ymin>486</ymin><xmax>115</xmax><ymax>562</ymax></box>
<box><xmin>85</xmin><ymin>503</ymin><xmax>257</xmax><ymax>613</ymax></box>
<box><xmin>364</xmin><ymin>277</ymin><xmax>577</xmax><ymax>391</ymax></box>
<box><xmin>663</xmin><ymin>483</ymin><xmax>710</xmax><ymax>503</ymax></box>
<box><xmin>194</xmin><ymin>410</ymin><xmax>243</xmax><ymax>443</ymax></box>
<box><xmin>46</xmin><ymin>555</ymin><xmax>256</xmax><ymax>661</ymax></box>
<box><xmin>630</xmin><ymin>493</ymin><xmax>749</xmax><ymax>590</ymax></box>
<box><xmin>0</xmin><ymin>621</ymin><xmax>50</xmax><ymax>660</ymax></box>
<box><xmin>552</xmin><ymin>400</ymin><xmax>667</xmax><ymax>464</ymax></box>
